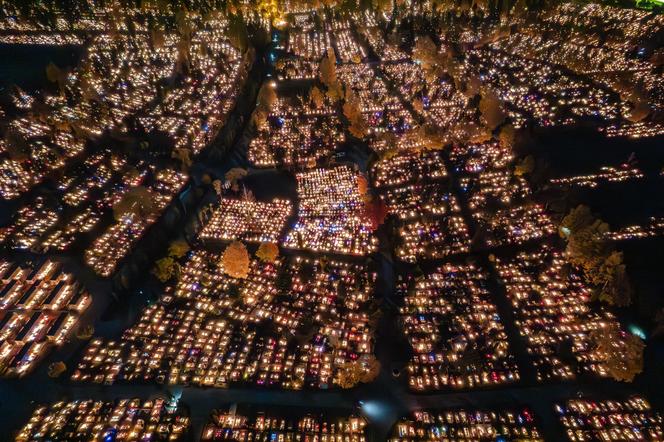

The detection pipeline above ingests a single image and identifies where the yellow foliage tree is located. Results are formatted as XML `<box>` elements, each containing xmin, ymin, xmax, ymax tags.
<box><xmin>221</xmin><ymin>241</ymin><xmax>250</xmax><ymax>279</ymax></box>
<box><xmin>168</xmin><ymin>240</ymin><xmax>190</xmax><ymax>258</ymax></box>
<box><xmin>310</xmin><ymin>86</ymin><xmax>324</xmax><ymax>108</ymax></box>
<box><xmin>153</xmin><ymin>257</ymin><xmax>177</xmax><ymax>283</ymax></box>
<box><xmin>256</xmin><ymin>242</ymin><xmax>279</xmax><ymax>263</ymax></box>
<box><xmin>319</xmin><ymin>47</ymin><xmax>337</xmax><ymax>88</ymax></box>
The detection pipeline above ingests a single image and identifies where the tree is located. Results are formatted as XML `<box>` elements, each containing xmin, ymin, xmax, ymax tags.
<box><xmin>213</xmin><ymin>180</ymin><xmax>223</xmax><ymax>196</ymax></box>
<box><xmin>412</xmin><ymin>36</ymin><xmax>438</xmax><ymax>72</ymax></box>
<box><xmin>3</xmin><ymin>128</ymin><xmax>30</xmax><ymax>163</ymax></box>
<box><xmin>319</xmin><ymin>47</ymin><xmax>338</xmax><ymax>89</ymax></box>
<box><xmin>257</xmin><ymin>82</ymin><xmax>277</xmax><ymax>111</ymax></box>
<box><xmin>45</xmin><ymin>62</ymin><xmax>60</xmax><ymax>84</ymax></box>
<box><xmin>47</xmin><ymin>361</ymin><xmax>67</xmax><ymax>378</ymax></box>
<box><xmin>479</xmin><ymin>88</ymin><xmax>506</xmax><ymax>130</ymax></box>
<box><xmin>413</xmin><ymin>98</ymin><xmax>424</xmax><ymax>114</ymax></box>
<box><xmin>343</xmin><ymin>88</ymin><xmax>368</xmax><ymax>139</ymax></box>
<box><xmin>592</xmin><ymin>251</ymin><xmax>632</xmax><ymax>307</ymax></box>
<box><xmin>561</xmin><ymin>205</ymin><xmax>632</xmax><ymax>306</ymax></box>
<box><xmin>626</xmin><ymin>100</ymin><xmax>650</xmax><ymax>123</ymax></box>
<box><xmin>252</xmin><ymin>108</ymin><xmax>268</xmax><ymax>130</ymax></box>
<box><xmin>348</xmin><ymin>117</ymin><xmax>368</xmax><ymax>139</ymax></box>
<box><xmin>256</xmin><ymin>242</ymin><xmax>279</xmax><ymax>263</ymax></box>
<box><xmin>335</xmin><ymin>355</ymin><xmax>381</xmax><ymax>388</ymax></box>
<box><xmin>175</xmin><ymin>37</ymin><xmax>191</xmax><ymax>74</ymax></box>
<box><xmin>417</xmin><ymin>125</ymin><xmax>446</xmax><ymax>150</ymax></box>
<box><xmin>310</xmin><ymin>86</ymin><xmax>324</xmax><ymax>109</ymax></box>
<box><xmin>150</xmin><ymin>27</ymin><xmax>165</xmax><ymax>49</ymax></box>
<box><xmin>153</xmin><ymin>256</ymin><xmax>178</xmax><ymax>282</ymax></box>
<box><xmin>113</xmin><ymin>187</ymin><xmax>155</xmax><ymax>221</ymax></box>
<box><xmin>364</xmin><ymin>197</ymin><xmax>389</xmax><ymax>231</ymax></box>
<box><xmin>499</xmin><ymin>124</ymin><xmax>515</xmax><ymax>149</ymax></box>
<box><xmin>591</xmin><ymin>324</ymin><xmax>644</xmax><ymax>382</ymax></box>
<box><xmin>357</xmin><ymin>175</ymin><xmax>369</xmax><ymax>197</ymax></box>
<box><xmin>560</xmin><ymin>205</ymin><xmax>596</xmax><ymax>238</ymax></box>
<box><xmin>514</xmin><ymin>155</ymin><xmax>534</xmax><ymax>176</ymax></box>
<box><xmin>172</xmin><ymin>146</ymin><xmax>192</xmax><ymax>170</ymax></box>
<box><xmin>653</xmin><ymin>309</ymin><xmax>664</xmax><ymax>338</ymax></box>
<box><xmin>335</xmin><ymin>361</ymin><xmax>363</xmax><ymax>388</ymax></box>
<box><xmin>226</xmin><ymin>14</ymin><xmax>248</xmax><ymax>52</ymax></box>
<box><xmin>225</xmin><ymin>167</ymin><xmax>247</xmax><ymax>192</ymax></box>
<box><xmin>45</xmin><ymin>62</ymin><xmax>67</xmax><ymax>94</ymax></box>
<box><xmin>76</xmin><ymin>325</ymin><xmax>95</xmax><ymax>340</ymax></box>
<box><xmin>221</xmin><ymin>241</ymin><xmax>250</xmax><ymax>279</ymax></box>
<box><xmin>565</xmin><ymin>219</ymin><xmax>610</xmax><ymax>272</ymax></box>
<box><xmin>168</xmin><ymin>240</ymin><xmax>190</xmax><ymax>258</ymax></box>
<box><xmin>359</xmin><ymin>354</ymin><xmax>381</xmax><ymax>383</ymax></box>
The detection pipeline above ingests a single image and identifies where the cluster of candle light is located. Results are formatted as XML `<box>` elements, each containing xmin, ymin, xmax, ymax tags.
<box><xmin>372</xmin><ymin>151</ymin><xmax>448</xmax><ymax>188</ymax></box>
<box><xmin>288</xmin><ymin>29</ymin><xmax>331</xmax><ymax>60</ymax></box>
<box><xmin>338</xmin><ymin>63</ymin><xmax>403</xmax><ymax>113</ymax></box>
<box><xmin>1</xmin><ymin>19</ymin><xmax>247</xmax><ymax>278</ymax></box>
<box><xmin>605</xmin><ymin>217</ymin><xmax>664</xmax><ymax>241</ymax></box>
<box><xmin>198</xmin><ymin>198</ymin><xmax>292</xmax><ymax>244</ymax></box>
<box><xmin>335</xmin><ymin>29</ymin><xmax>367</xmax><ymax>63</ymax></box>
<box><xmin>0</xmin><ymin>4</ymin><xmax>177</xmax><ymax>33</ymax></box>
<box><xmin>459</xmin><ymin>169</ymin><xmax>531</xmax><ymax>211</ymax></box>
<box><xmin>358</xmin><ymin>26</ymin><xmax>408</xmax><ymax>61</ymax></box>
<box><xmin>463</xmin><ymin>48</ymin><xmax>621</xmax><ymax>128</ymax></box>
<box><xmin>382</xmin><ymin>183</ymin><xmax>460</xmax><ymax>220</ymax></box>
<box><xmin>390</xmin><ymin>408</ymin><xmax>542</xmax><ymax>441</ymax></box>
<box><xmin>283</xmin><ymin>166</ymin><xmax>378</xmax><ymax>256</ymax></box>
<box><xmin>0</xmin><ymin>32</ymin><xmax>181</xmax><ymax>201</ymax></box>
<box><xmin>473</xmin><ymin>204</ymin><xmax>556</xmax><ymax>247</ymax></box>
<box><xmin>379</xmin><ymin>61</ymin><xmax>471</xmax><ymax>130</ymax></box>
<box><xmin>201</xmin><ymin>409</ymin><xmax>367</xmax><ymax>441</ymax></box>
<box><xmin>541</xmin><ymin>2</ymin><xmax>663</xmax><ymax>41</ymax></box>
<box><xmin>0</xmin><ymin>260</ymin><xmax>90</xmax><ymax>377</ymax></box>
<box><xmin>602</xmin><ymin>122</ymin><xmax>664</xmax><ymax>139</ymax></box>
<box><xmin>450</xmin><ymin>140</ymin><xmax>546</xmax><ymax>251</ymax></box>
<box><xmin>275</xmin><ymin>57</ymin><xmax>318</xmax><ymax>80</ymax></box>
<box><xmin>39</xmin><ymin>153</ymin><xmax>146</xmax><ymax>252</ymax></box>
<box><xmin>16</xmin><ymin>398</ymin><xmax>190</xmax><ymax>442</ymax></box>
<box><xmin>550</xmin><ymin>164</ymin><xmax>645</xmax><ymax>189</ymax></box>
<box><xmin>396</xmin><ymin>216</ymin><xmax>471</xmax><ymax>263</ymax></box>
<box><xmin>136</xmin><ymin>25</ymin><xmax>246</xmax><ymax>155</ymax></box>
<box><xmin>0</xmin><ymin>198</ymin><xmax>59</xmax><ymax>251</ymax></box>
<box><xmin>73</xmin><ymin>250</ymin><xmax>377</xmax><ymax>390</ymax></box>
<box><xmin>555</xmin><ymin>396</ymin><xmax>663</xmax><ymax>442</ymax></box>
<box><xmin>0</xmin><ymin>33</ymin><xmax>84</xmax><ymax>45</ymax></box>
<box><xmin>249</xmin><ymin>94</ymin><xmax>344</xmax><ymax>168</ymax></box>
<box><xmin>494</xmin><ymin>247</ymin><xmax>628</xmax><ymax>382</ymax></box>
<box><xmin>522</xmin><ymin>3</ymin><xmax>663</xmax><ymax>120</ymax></box>
<box><xmin>84</xmin><ymin>169</ymin><xmax>188</xmax><ymax>277</ymax></box>
<box><xmin>400</xmin><ymin>264</ymin><xmax>519</xmax><ymax>391</ymax></box>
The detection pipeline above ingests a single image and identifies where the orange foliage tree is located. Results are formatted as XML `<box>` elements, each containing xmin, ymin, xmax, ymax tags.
<box><xmin>221</xmin><ymin>241</ymin><xmax>250</xmax><ymax>279</ymax></box>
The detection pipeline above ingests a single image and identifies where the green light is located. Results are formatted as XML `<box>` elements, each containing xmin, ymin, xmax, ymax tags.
<box><xmin>629</xmin><ymin>324</ymin><xmax>646</xmax><ymax>340</ymax></box>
